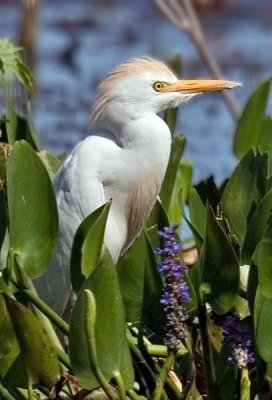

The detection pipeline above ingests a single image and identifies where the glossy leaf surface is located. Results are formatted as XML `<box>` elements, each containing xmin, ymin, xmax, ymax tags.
<box><xmin>69</xmin><ymin>250</ymin><xmax>134</xmax><ymax>390</ymax></box>
<box><xmin>222</xmin><ymin>149</ymin><xmax>268</xmax><ymax>244</ymax></box>
<box><xmin>200</xmin><ymin>205</ymin><xmax>239</xmax><ymax>314</ymax></box>
<box><xmin>233</xmin><ymin>80</ymin><xmax>271</xmax><ymax>158</ymax></box>
<box><xmin>5</xmin><ymin>296</ymin><xmax>60</xmax><ymax>388</ymax></box>
<box><xmin>7</xmin><ymin>140</ymin><xmax>58</xmax><ymax>278</ymax></box>
<box><xmin>70</xmin><ymin>202</ymin><xmax>111</xmax><ymax>293</ymax></box>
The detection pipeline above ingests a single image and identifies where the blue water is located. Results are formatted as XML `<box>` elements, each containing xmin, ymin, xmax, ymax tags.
<box><xmin>0</xmin><ymin>0</ymin><xmax>271</xmax><ymax>183</ymax></box>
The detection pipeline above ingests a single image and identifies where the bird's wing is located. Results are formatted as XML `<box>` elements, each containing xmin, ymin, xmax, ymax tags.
<box><xmin>35</xmin><ymin>135</ymin><xmax>118</xmax><ymax>313</ymax></box>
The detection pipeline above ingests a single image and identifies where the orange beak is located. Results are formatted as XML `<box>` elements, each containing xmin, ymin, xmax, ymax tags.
<box><xmin>164</xmin><ymin>79</ymin><xmax>241</xmax><ymax>94</ymax></box>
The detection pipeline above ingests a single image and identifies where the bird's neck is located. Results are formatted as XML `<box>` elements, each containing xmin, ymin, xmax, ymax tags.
<box><xmin>93</xmin><ymin>110</ymin><xmax>171</xmax><ymax>153</ymax></box>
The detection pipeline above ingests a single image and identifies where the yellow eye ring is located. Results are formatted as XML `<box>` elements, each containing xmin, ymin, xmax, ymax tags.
<box><xmin>152</xmin><ymin>81</ymin><xmax>164</xmax><ymax>92</ymax></box>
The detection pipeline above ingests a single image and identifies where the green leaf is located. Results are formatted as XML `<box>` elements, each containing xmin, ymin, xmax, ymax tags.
<box><xmin>7</xmin><ymin>140</ymin><xmax>58</xmax><ymax>278</ymax></box>
<box><xmin>38</xmin><ymin>150</ymin><xmax>63</xmax><ymax>178</ymax></box>
<box><xmin>167</xmin><ymin>160</ymin><xmax>192</xmax><ymax>225</ymax></box>
<box><xmin>4</xmin><ymin>296</ymin><xmax>60</xmax><ymax>388</ymax></box>
<box><xmin>188</xmin><ymin>188</ymin><xmax>205</xmax><ymax>251</ymax></box>
<box><xmin>255</xmin><ymin>287</ymin><xmax>272</xmax><ymax>363</ymax></box>
<box><xmin>241</xmin><ymin>188</ymin><xmax>272</xmax><ymax>264</ymax></box>
<box><xmin>70</xmin><ymin>202</ymin><xmax>111</xmax><ymax>293</ymax></box>
<box><xmin>221</xmin><ymin>149</ymin><xmax>268</xmax><ymax>245</ymax></box>
<box><xmin>160</xmin><ymin>135</ymin><xmax>186</xmax><ymax>212</ymax></box>
<box><xmin>253</xmin><ymin>220</ymin><xmax>272</xmax><ymax>298</ymax></box>
<box><xmin>0</xmin><ymin>39</ymin><xmax>33</xmax><ymax>93</ymax></box>
<box><xmin>117</xmin><ymin>233</ymin><xmax>148</xmax><ymax>323</ymax></box>
<box><xmin>215</xmin><ymin>344</ymin><xmax>237</xmax><ymax>400</ymax></box>
<box><xmin>259</xmin><ymin>117</ymin><xmax>272</xmax><ymax>156</ymax></box>
<box><xmin>0</xmin><ymin>293</ymin><xmax>18</xmax><ymax>361</ymax></box>
<box><xmin>69</xmin><ymin>250</ymin><xmax>134</xmax><ymax>391</ymax></box>
<box><xmin>4</xmin><ymin>111</ymin><xmax>40</xmax><ymax>150</ymax></box>
<box><xmin>233</xmin><ymin>80</ymin><xmax>271</xmax><ymax>158</ymax></box>
<box><xmin>200</xmin><ymin>205</ymin><xmax>240</xmax><ymax>314</ymax></box>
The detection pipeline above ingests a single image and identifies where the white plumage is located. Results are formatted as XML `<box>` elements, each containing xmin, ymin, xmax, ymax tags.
<box><xmin>35</xmin><ymin>57</ymin><xmax>240</xmax><ymax>313</ymax></box>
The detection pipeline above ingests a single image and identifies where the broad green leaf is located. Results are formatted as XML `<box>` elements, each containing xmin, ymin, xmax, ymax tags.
<box><xmin>253</xmin><ymin>220</ymin><xmax>272</xmax><ymax>298</ymax></box>
<box><xmin>145</xmin><ymin>199</ymin><xmax>170</xmax><ymax>250</ymax></box>
<box><xmin>255</xmin><ymin>287</ymin><xmax>272</xmax><ymax>363</ymax></box>
<box><xmin>0</xmin><ymin>293</ymin><xmax>18</xmax><ymax>360</ymax></box>
<box><xmin>38</xmin><ymin>150</ymin><xmax>63</xmax><ymax>178</ymax></box>
<box><xmin>69</xmin><ymin>250</ymin><xmax>134</xmax><ymax>390</ymax></box>
<box><xmin>259</xmin><ymin>117</ymin><xmax>272</xmax><ymax>156</ymax></box>
<box><xmin>70</xmin><ymin>202</ymin><xmax>111</xmax><ymax>293</ymax></box>
<box><xmin>241</xmin><ymin>188</ymin><xmax>272</xmax><ymax>264</ymax></box>
<box><xmin>4</xmin><ymin>112</ymin><xmax>40</xmax><ymax>150</ymax></box>
<box><xmin>221</xmin><ymin>149</ymin><xmax>268</xmax><ymax>244</ymax></box>
<box><xmin>143</xmin><ymin>232</ymin><xmax>165</xmax><ymax>337</ymax></box>
<box><xmin>194</xmin><ymin>176</ymin><xmax>222</xmax><ymax>210</ymax></box>
<box><xmin>200</xmin><ymin>205</ymin><xmax>239</xmax><ymax>314</ymax></box>
<box><xmin>233</xmin><ymin>80</ymin><xmax>271</xmax><ymax>158</ymax></box>
<box><xmin>188</xmin><ymin>188</ymin><xmax>205</xmax><ymax>251</ymax></box>
<box><xmin>117</xmin><ymin>233</ymin><xmax>148</xmax><ymax>323</ymax></box>
<box><xmin>160</xmin><ymin>135</ymin><xmax>186</xmax><ymax>211</ymax></box>
<box><xmin>7</xmin><ymin>140</ymin><xmax>58</xmax><ymax>278</ymax></box>
<box><xmin>167</xmin><ymin>160</ymin><xmax>192</xmax><ymax>225</ymax></box>
<box><xmin>4</xmin><ymin>296</ymin><xmax>60</xmax><ymax>388</ymax></box>
<box><xmin>0</xmin><ymin>144</ymin><xmax>8</xmax><ymax>252</ymax></box>
<box><xmin>215</xmin><ymin>344</ymin><xmax>237</xmax><ymax>400</ymax></box>
<box><xmin>0</xmin><ymin>39</ymin><xmax>33</xmax><ymax>93</ymax></box>
<box><xmin>6</xmin><ymin>101</ymin><xmax>17</xmax><ymax>145</ymax></box>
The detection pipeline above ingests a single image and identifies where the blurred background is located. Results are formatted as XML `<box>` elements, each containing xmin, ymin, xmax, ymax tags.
<box><xmin>0</xmin><ymin>0</ymin><xmax>271</xmax><ymax>183</ymax></box>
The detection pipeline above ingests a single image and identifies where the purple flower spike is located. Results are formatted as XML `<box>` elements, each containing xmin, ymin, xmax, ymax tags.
<box><xmin>155</xmin><ymin>224</ymin><xmax>190</xmax><ymax>353</ymax></box>
<box><xmin>222</xmin><ymin>315</ymin><xmax>255</xmax><ymax>369</ymax></box>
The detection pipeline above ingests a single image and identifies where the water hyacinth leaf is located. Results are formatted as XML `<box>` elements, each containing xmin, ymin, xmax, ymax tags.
<box><xmin>221</xmin><ymin>149</ymin><xmax>268</xmax><ymax>245</ymax></box>
<box><xmin>167</xmin><ymin>160</ymin><xmax>192</xmax><ymax>225</ymax></box>
<box><xmin>258</xmin><ymin>117</ymin><xmax>272</xmax><ymax>156</ymax></box>
<box><xmin>70</xmin><ymin>201</ymin><xmax>111</xmax><ymax>293</ymax></box>
<box><xmin>146</xmin><ymin>199</ymin><xmax>170</xmax><ymax>250</ymax></box>
<box><xmin>7</xmin><ymin>141</ymin><xmax>58</xmax><ymax>278</ymax></box>
<box><xmin>0</xmin><ymin>292</ymin><xmax>17</xmax><ymax>360</ymax></box>
<box><xmin>160</xmin><ymin>135</ymin><xmax>186</xmax><ymax>211</ymax></box>
<box><xmin>4</xmin><ymin>296</ymin><xmax>60</xmax><ymax>388</ymax></box>
<box><xmin>241</xmin><ymin>188</ymin><xmax>272</xmax><ymax>264</ymax></box>
<box><xmin>117</xmin><ymin>233</ymin><xmax>148</xmax><ymax>323</ymax></box>
<box><xmin>69</xmin><ymin>250</ymin><xmax>134</xmax><ymax>391</ymax></box>
<box><xmin>254</xmin><ymin>288</ymin><xmax>272</xmax><ymax>363</ymax></box>
<box><xmin>38</xmin><ymin>150</ymin><xmax>63</xmax><ymax>178</ymax></box>
<box><xmin>143</xmin><ymin>232</ymin><xmax>165</xmax><ymax>337</ymax></box>
<box><xmin>253</xmin><ymin>220</ymin><xmax>272</xmax><ymax>298</ymax></box>
<box><xmin>195</xmin><ymin>176</ymin><xmax>222</xmax><ymax>210</ymax></box>
<box><xmin>233</xmin><ymin>80</ymin><xmax>271</xmax><ymax>158</ymax></box>
<box><xmin>200</xmin><ymin>205</ymin><xmax>239</xmax><ymax>314</ymax></box>
<box><xmin>188</xmin><ymin>188</ymin><xmax>205</xmax><ymax>250</ymax></box>
<box><xmin>3</xmin><ymin>109</ymin><xmax>40</xmax><ymax>150</ymax></box>
<box><xmin>215</xmin><ymin>345</ymin><xmax>237</xmax><ymax>400</ymax></box>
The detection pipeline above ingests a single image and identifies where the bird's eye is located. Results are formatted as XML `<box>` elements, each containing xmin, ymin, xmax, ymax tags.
<box><xmin>152</xmin><ymin>81</ymin><xmax>164</xmax><ymax>92</ymax></box>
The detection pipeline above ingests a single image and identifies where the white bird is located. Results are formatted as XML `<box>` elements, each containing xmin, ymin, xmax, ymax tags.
<box><xmin>35</xmin><ymin>57</ymin><xmax>240</xmax><ymax>314</ymax></box>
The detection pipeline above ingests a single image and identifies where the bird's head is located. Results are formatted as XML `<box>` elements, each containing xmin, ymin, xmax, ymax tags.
<box><xmin>91</xmin><ymin>57</ymin><xmax>240</xmax><ymax>128</ymax></box>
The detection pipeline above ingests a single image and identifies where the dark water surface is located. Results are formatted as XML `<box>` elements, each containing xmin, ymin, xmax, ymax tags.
<box><xmin>1</xmin><ymin>0</ymin><xmax>271</xmax><ymax>182</ymax></box>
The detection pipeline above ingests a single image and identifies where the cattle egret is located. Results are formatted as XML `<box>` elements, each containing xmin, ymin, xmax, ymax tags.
<box><xmin>35</xmin><ymin>57</ymin><xmax>240</xmax><ymax>313</ymax></box>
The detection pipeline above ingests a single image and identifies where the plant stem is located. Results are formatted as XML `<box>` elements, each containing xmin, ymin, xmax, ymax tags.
<box><xmin>0</xmin><ymin>382</ymin><xmax>16</xmax><ymax>400</ymax></box>
<box><xmin>152</xmin><ymin>352</ymin><xmax>175</xmax><ymax>400</ymax></box>
<box><xmin>55</xmin><ymin>346</ymin><xmax>71</xmax><ymax>370</ymax></box>
<box><xmin>127</xmin><ymin>389</ymin><xmax>144</xmax><ymax>400</ymax></box>
<box><xmin>240</xmin><ymin>368</ymin><xmax>250</xmax><ymax>400</ymax></box>
<box><xmin>27</xmin><ymin>379</ymin><xmax>35</xmax><ymax>400</ymax></box>
<box><xmin>84</xmin><ymin>290</ymin><xmax>118</xmax><ymax>400</ymax></box>
<box><xmin>10</xmin><ymin>278</ymin><xmax>69</xmax><ymax>335</ymax></box>
<box><xmin>197</xmin><ymin>301</ymin><xmax>218</xmax><ymax>400</ymax></box>
<box><xmin>114</xmin><ymin>373</ymin><xmax>127</xmax><ymax>400</ymax></box>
